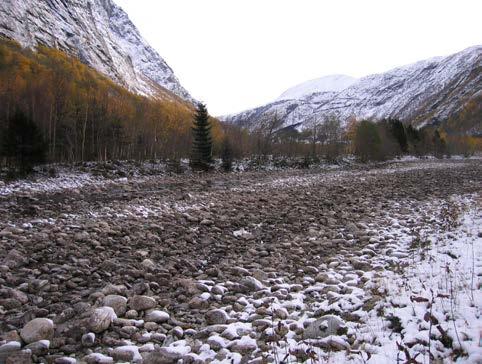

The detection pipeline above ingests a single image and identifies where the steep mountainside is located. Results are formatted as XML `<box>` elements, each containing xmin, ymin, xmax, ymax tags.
<box><xmin>277</xmin><ymin>74</ymin><xmax>358</xmax><ymax>101</ymax></box>
<box><xmin>0</xmin><ymin>0</ymin><xmax>194</xmax><ymax>103</ymax></box>
<box><xmin>224</xmin><ymin>46</ymin><xmax>482</xmax><ymax>130</ymax></box>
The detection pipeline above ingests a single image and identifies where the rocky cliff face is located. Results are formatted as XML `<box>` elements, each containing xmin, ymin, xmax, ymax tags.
<box><xmin>0</xmin><ymin>0</ymin><xmax>194</xmax><ymax>102</ymax></box>
<box><xmin>224</xmin><ymin>46</ymin><xmax>482</xmax><ymax>130</ymax></box>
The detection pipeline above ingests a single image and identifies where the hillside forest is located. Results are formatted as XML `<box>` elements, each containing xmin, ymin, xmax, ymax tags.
<box><xmin>0</xmin><ymin>39</ymin><xmax>480</xmax><ymax>173</ymax></box>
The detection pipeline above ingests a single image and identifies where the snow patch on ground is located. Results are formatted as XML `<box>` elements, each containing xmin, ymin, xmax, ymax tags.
<box><xmin>360</xmin><ymin>195</ymin><xmax>482</xmax><ymax>363</ymax></box>
<box><xmin>0</xmin><ymin>173</ymin><xmax>112</xmax><ymax>196</ymax></box>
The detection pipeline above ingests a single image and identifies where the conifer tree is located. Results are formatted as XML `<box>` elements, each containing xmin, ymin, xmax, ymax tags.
<box><xmin>221</xmin><ymin>138</ymin><xmax>233</xmax><ymax>172</ymax></box>
<box><xmin>387</xmin><ymin>119</ymin><xmax>408</xmax><ymax>153</ymax></box>
<box><xmin>1</xmin><ymin>110</ymin><xmax>46</xmax><ymax>174</ymax></box>
<box><xmin>191</xmin><ymin>103</ymin><xmax>213</xmax><ymax>170</ymax></box>
<box><xmin>406</xmin><ymin>125</ymin><xmax>424</xmax><ymax>156</ymax></box>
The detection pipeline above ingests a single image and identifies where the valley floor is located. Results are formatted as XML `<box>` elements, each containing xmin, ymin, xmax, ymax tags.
<box><xmin>0</xmin><ymin>159</ymin><xmax>481</xmax><ymax>363</ymax></box>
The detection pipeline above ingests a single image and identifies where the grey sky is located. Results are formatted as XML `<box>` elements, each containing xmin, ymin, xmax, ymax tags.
<box><xmin>114</xmin><ymin>0</ymin><xmax>482</xmax><ymax>116</ymax></box>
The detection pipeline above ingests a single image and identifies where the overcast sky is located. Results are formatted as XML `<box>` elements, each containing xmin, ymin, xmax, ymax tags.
<box><xmin>114</xmin><ymin>0</ymin><xmax>481</xmax><ymax>116</ymax></box>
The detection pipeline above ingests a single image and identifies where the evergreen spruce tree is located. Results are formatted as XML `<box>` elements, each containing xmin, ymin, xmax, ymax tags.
<box><xmin>191</xmin><ymin>103</ymin><xmax>213</xmax><ymax>171</ymax></box>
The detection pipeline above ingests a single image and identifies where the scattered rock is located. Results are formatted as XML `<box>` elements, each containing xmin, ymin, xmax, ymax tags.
<box><xmin>0</xmin><ymin>160</ymin><xmax>477</xmax><ymax>363</ymax></box>
<box><xmin>82</xmin><ymin>333</ymin><xmax>96</xmax><ymax>347</ymax></box>
<box><xmin>5</xmin><ymin>349</ymin><xmax>32</xmax><ymax>364</ymax></box>
<box><xmin>240</xmin><ymin>277</ymin><xmax>264</xmax><ymax>292</ymax></box>
<box><xmin>229</xmin><ymin>336</ymin><xmax>258</xmax><ymax>354</ymax></box>
<box><xmin>143</xmin><ymin>348</ymin><xmax>183</xmax><ymax>364</ymax></box>
<box><xmin>304</xmin><ymin>315</ymin><xmax>346</xmax><ymax>339</ymax></box>
<box><xmin>54</xmin><ymin>357</ymin><xmax>77</xmax><ymax>364</ymax></box>
<box><xmin>103</xmin><ymin>295</ymin><xmax>127</xmax><ymax>316</ymax></box>
<box><xmin>83</xmin><ymin>353</ymin><xmax>114</xmax><ymax>364</ymax></box>
<box><xmin>111</xmin><ymin>345</ymin><xmax>142</xmax><ymax>362</ymax></box>
<box><xmin>141</xmin><ymin>259</ymin><xmax>156</xmax><ymax>270</ymax></box>
<box><xmin>54</xmin><ymin>356</ymin><xmax>77</xmax><ymax>364</ymax></box>
<box><xmin>145</xmin><ymin>310</ymin><xmax>170</xmax><ymax>323</ymax></box>
<box><xmin>89</xmin><ymin>307</ymin><xmax>117</xmax><ymax>333</ymax></box>
<box><xmin>3</xmin><ymin>249</ymin><xmax>27</xmax><ymax>269</ymax></box>
<box><xmin>20</xmin><ymin>318</ymin><xmax>54</xmax><ymax>344</ymax></box>
<box><xmin>128</xmin><ymin>295</ymin><xmax>156</xmax><ymax>311</ymax></box>
<box><xmin>24</xmin><ymin>340</ymin><xmax>49</xmax><ymax>356</ymax></box>
<box><xmin>205</xmin><ymin>309</ymin><xmax>229</xmax><ymax>325</ymax></box>
<box><xmin>0</xmin><ymin>341</ymin><xmax>22</xmax><ymax>363</ymax></box>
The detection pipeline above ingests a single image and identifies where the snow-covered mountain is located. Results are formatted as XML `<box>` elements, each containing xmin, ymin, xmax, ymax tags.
<box><xmin>0</xmin><ymin>0</ymin><xmax>194</xmax><ymax>103</ymax></box>
<box><xmin>277</xmin><ymin>75</ymin><xmax>358</xmax><ymax>101</ymax></box>
<box><xmin>224</xmin><ymin>46</ymin><xmax>482</xmax><ymax>130</ymax></box>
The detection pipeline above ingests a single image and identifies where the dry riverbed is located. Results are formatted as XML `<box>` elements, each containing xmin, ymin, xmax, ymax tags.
<box><xmin>0</xmin><ymin>159</ymin><xmax>481</xmax><ymax>363</ymax></box>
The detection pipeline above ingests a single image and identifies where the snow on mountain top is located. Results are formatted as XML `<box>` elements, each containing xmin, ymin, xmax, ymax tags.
<box><xmin>0</xmin><ymin>0</ymin><xmax>194</xmax><ymax>103</ymax></box>
<box><xmin>277</xmin><ymin>74</ymin><xmax>358</xmax><ymax>101</ymax></box>
<box><xmin>224</xmin><ymin>45</ymin><xmax>481</xmax><ymax>129</ymax></box>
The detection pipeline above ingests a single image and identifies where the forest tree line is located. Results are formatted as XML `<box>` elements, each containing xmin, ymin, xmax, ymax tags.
<box><xmin>0</xmin><ymin>39</ymin><xmax>224</xmax><ymax>169</ymax></box>
<box><xmin>221</xmin><ymin>110</ymin><xmax>481</xmax><ymax>165</ymax></box>
<box><xmin>0</xmin><ymin>39</ymin><xmax>480</xmax><ymax>174</ymax></box>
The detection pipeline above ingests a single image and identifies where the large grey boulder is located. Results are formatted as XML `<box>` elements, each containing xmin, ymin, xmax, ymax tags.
<box><xmin>102</xmin><ymin>295</ymin><xmax>127</xmax><ymax>316</ymax></box>
<box><xmin>20</xmin><ymin>318</ymin><xmax>54</xmax><ymax>344</ymax></box>
<box><xmin>89</xmin><ymin>307</ymin><xmax>117</xmax><ymax>333</ymax></box>
<box><xmin>128</xmin><ymin>295</ymin><xmax>156</xmax><ymax>311</ymax></box>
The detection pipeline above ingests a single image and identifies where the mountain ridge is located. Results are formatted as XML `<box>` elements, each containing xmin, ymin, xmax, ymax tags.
<box><xmin>223</xmin><ymin>45</ymin><xmax>482</xmax><ymax>130</ymax></box>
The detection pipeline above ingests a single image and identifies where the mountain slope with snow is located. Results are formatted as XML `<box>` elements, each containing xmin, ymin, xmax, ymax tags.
<box><xmin>224</xmin><ymin>46</ymin><xmax>482</xmax><ymax>130</ymax></box>
<box><xmin>277</xmin><ymin>75</ymin><xmax>358</xmax><ymax>101</ymax></box>
<box><xmin>0</xmin><ymin>0</ymin><xmax>194</xmax><ymax>103</ymax></box>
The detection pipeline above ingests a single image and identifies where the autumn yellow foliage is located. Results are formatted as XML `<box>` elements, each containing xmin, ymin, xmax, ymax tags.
<box><xmin>0</xmin><ymin>39</ymin><xmax>224</xmax><ymax>162</ymax></box>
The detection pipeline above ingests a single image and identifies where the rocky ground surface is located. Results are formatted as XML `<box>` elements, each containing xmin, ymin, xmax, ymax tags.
<box><xmin>0</xmin><ymin>159</ymin><xmax>480</xmax><ymax>363</ymax></box>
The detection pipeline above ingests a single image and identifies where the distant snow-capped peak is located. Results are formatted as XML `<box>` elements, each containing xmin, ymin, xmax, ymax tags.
<box><xmin>277</xmin><ymin>74</ymin><xmax>358</xmax><ymax>101</ymax></box>
<box><xmin>224</xmin><ymin>45</ymin><xmax>481</xmax><ymax>130</ymax></box>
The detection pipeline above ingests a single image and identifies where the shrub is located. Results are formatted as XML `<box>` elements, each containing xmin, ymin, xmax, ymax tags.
<box><xmin>221</xmin><ymin>138</ymin><xmax>233</xmax><ymax>172</ymax></box>
<box><xmin>1</xmin><ymin>110</ymin><xmax>47</xmax><ymax>175</ymax></box>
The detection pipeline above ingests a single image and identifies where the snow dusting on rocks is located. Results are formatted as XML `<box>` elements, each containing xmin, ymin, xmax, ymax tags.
<box><xmin>0</xmin><ymin>158</ymin><xmax>480</xmax><ymax>363</ymax></box>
